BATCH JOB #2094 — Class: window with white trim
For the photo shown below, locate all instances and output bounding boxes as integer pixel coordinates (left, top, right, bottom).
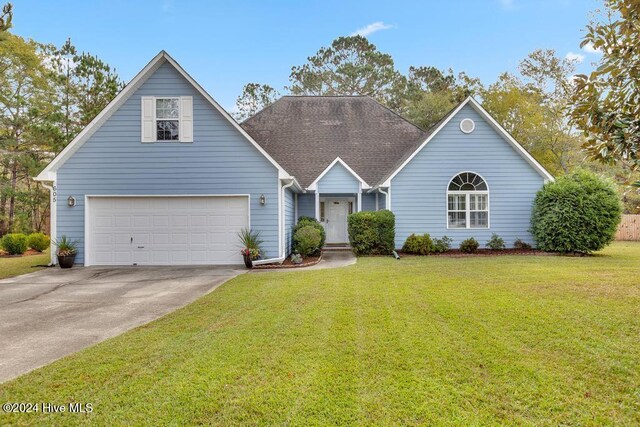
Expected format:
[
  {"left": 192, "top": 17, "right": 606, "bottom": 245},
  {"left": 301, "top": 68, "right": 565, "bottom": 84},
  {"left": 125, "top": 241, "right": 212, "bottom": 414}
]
[
  {"left": 447, "top": 172, "right": 489, "bottom": 229},
  {"left": 155, "top": 98, "right": 180, "bottom": 141}
]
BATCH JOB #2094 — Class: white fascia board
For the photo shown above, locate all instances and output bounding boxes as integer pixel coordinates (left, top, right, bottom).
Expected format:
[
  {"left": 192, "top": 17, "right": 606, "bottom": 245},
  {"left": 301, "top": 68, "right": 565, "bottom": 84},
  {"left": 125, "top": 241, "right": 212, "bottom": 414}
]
[
  {"left": 35, "top": 51, "right": 294, "bottom": 182},
  {"left": 306, "top": 156, "right": 370, "bottom": 191},
  {"left": 381, "top": 96, "right": 554, "bottom": 186}
]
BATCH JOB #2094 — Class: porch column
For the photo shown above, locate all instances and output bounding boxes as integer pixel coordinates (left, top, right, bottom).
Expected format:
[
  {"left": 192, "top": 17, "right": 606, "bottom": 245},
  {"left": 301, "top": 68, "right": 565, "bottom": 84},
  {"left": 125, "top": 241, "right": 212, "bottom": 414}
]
[
  {"left": 357, "top": 183, "right": 362, "bottom": 212},
  {"left": 315, "top": 191, "right": 320, "bottom": 220}
]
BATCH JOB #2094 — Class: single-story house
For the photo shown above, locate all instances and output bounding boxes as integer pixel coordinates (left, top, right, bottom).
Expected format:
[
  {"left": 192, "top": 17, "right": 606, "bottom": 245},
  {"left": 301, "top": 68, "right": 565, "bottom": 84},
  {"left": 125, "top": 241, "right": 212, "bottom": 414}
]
[{"left": 35, "top": 51, "right": 553, "bottom": 266}]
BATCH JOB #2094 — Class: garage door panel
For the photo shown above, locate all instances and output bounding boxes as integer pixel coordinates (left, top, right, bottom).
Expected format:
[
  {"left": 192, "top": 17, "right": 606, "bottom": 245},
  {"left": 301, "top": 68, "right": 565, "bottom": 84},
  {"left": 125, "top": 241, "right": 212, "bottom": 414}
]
[{"left": 88, "top": 196, "right": 248, "bottom": 265}]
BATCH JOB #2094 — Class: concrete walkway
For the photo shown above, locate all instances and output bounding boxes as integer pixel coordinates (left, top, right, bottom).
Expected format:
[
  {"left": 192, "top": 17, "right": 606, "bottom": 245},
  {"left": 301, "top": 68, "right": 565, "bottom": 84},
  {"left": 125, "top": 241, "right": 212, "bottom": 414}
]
[
  {"left": 0, "top": 265, "right": 244, "bottom": 383},
  {"left": 253, "top": 251, "right": 357, "bottom": 273}
]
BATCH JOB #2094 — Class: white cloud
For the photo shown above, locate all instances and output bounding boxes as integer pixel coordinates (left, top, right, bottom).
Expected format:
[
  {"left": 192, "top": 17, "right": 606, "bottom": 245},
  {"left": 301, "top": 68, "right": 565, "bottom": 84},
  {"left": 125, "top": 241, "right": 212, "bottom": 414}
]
[
  {"left": 582, "top": 42, "right": 603, "bottom": 54},
  {"left": 565, "top": 52, "right": 585, "bottom": 63},
  {"left": 350, "top": 22, "right": 394, "bottom": 37},
  {"left": 499, "top": 0, "right": 514, "bottom": 8}
]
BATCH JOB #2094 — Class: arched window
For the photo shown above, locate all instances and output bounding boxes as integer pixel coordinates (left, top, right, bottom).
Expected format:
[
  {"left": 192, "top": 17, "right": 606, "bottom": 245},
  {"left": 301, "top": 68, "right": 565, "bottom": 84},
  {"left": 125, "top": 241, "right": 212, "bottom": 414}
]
[{"left": 447, "top": 172, "right": 489, "bottom": 229}]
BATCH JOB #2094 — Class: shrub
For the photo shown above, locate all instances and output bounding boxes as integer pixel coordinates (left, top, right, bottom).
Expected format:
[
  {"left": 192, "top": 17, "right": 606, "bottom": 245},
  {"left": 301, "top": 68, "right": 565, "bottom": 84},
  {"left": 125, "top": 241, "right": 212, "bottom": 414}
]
[
  {"left": 293, "top": 216, "right": 325, "bottom": 252},
  {"left": 486, "top": 233, "right": 505, "bottom": 251},
  {"left": 459, "top": 237, "right": 479, "bottom": 253},
  {"left": 1, "top": 233, "right": 28, "bottom": 255},
  {"left": 27, "top": 232, "right": 50, "bottom": 252},
  {"left": 293, "top": 225, "right": 322, "bottom": 257},
  {"left": 513, "top": 238, "right": 532, "bottom": 250},
  {"left": 433, "top": 236, "right": 453, "bottom": 253},
  {"left": 530, "top": 171, "right": 622, "bottom": 254},
  {"left": 347, "top": 210, "right": 395, "bottom": 256},
  {"left": 290, "top": 253, "right": 303, "bottom": 264},
  {"left": 402, "top": 233, "right": 434, "bottom": 255}
]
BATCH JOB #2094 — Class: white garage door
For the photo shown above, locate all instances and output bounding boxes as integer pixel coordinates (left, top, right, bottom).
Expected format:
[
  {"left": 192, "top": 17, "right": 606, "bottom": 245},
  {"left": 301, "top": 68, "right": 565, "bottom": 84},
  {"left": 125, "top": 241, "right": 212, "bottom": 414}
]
[{"left": 87, "top": 196, "right": 249, "bottom": 266}]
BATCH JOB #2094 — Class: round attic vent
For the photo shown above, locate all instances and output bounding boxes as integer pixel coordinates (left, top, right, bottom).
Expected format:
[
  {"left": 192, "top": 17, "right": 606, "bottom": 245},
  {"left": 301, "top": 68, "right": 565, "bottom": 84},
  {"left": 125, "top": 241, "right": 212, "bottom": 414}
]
[{"left": 460, "top": 118, "right": 475, "bottom": 134}]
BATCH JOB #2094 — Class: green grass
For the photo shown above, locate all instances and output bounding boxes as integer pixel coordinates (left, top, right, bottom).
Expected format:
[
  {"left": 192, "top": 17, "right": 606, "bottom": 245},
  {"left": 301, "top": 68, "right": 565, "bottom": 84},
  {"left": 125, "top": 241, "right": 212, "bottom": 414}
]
[
  {"left": 1, "top": 243, "right": 639, "bottom": 426},
  {"left": 0, "top": 253, "right": 50, "bottom": 280}
]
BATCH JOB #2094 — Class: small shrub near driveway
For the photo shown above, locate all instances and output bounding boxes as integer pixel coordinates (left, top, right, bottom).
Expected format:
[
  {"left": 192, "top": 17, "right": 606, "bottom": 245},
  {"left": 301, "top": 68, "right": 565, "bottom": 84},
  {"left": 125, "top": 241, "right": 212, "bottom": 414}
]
[
  {"left": 293, "top": 217, "right": 325, "bottom": 253},
  {"left": 27, "top": 233, "right": 50, "bottom": 252},
  {"left": 347, "top": 210, "right": 395, "bottom": 255},
  {"left": 433, "top": 236, "right": 452, "bottom": 253},
  {"left": 293, "top": 226, "right": 322, "bottom": 257},
  {"left": 530, "top": 171, "right": 622, "bottom": 254},
  {"left": 1, "top": 233, "right": 28, "bottom": 255},
  {"left": 459, "top": 237, "right": 480, "bottom": 253},
  {"left": 486, "top": 233, "right": 505, "bottom": 250},
  {"left": 402, "top": 233, "right": 435, "bottom": 255}
]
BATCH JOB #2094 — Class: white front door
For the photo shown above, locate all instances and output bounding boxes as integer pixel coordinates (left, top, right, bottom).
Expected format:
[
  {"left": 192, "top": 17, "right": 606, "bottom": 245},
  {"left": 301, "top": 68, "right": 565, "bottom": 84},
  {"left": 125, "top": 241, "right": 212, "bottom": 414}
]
[{"left": 324, "top": 199, "right": 349, "bottom": 243}]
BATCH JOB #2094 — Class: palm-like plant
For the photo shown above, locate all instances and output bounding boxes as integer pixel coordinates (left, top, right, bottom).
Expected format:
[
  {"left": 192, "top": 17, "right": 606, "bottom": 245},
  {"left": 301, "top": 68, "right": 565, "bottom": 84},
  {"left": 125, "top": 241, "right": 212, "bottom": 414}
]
[
  {"left": 238, "top": 228, "right": 263, "bottom": 260},
  {"left": 54, "top": 235, "right": 78, "bottom": 256}
]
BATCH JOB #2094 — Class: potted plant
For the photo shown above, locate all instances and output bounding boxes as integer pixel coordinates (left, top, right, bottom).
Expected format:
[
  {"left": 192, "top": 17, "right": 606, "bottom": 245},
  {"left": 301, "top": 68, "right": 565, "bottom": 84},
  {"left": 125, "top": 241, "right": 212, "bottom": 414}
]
[
  {"left": 238, "top": 228, "right": 263, "bottom": 268},
  {"left": 55, "top": 235, "right": 78, "bottom": 268}
]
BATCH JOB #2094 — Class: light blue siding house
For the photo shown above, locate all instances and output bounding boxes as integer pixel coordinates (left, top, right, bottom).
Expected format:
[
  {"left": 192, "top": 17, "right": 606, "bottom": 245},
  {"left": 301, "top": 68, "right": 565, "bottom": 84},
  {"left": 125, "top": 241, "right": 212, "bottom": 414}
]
[{"left": 36, "top": 51, "right": 552, "bottom": 266}]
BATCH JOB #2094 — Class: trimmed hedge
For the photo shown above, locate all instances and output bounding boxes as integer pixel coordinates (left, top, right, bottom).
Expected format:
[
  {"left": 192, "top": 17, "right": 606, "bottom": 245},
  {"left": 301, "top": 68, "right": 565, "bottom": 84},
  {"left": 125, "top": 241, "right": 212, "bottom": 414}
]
[
  {"left": 347, "top": 210, "right": 395, "bottom": 255},
  {"left": 1, "top": 233, "right": 28, "bottom": 255},
  {"left": 293, "top": 226, "right": 322, "bottom": 257},
  {"left": 402, "top": 233, "right": 434, "bottom": 255},
  {"left": 28, "top": 232, "right": 51, "bottom": 252},
  {"left": 530, "top": 171, "right": 622, "bottom": 254},
  {"left": 292, "top": 216, "right": 325, "bottom": 254}
]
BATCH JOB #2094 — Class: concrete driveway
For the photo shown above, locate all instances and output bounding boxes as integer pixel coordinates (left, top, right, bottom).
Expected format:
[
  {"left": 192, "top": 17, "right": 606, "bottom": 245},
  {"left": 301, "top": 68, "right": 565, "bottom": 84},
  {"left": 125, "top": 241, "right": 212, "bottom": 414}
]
[{"left": 0, "top": 265, "right": 244, "bottom": 383}]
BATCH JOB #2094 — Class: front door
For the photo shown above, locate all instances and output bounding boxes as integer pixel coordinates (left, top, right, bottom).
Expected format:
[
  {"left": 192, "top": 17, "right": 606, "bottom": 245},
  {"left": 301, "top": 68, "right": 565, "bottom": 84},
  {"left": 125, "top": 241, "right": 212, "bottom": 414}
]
[{"left": 325, "top": 199, "right": 349, "bottom": 243}]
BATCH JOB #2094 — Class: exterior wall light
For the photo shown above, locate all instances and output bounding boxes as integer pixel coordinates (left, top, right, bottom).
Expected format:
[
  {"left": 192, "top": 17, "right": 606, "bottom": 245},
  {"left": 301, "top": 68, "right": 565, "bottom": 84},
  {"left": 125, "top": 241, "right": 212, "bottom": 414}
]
[
  {"left": 259, "top": 194, "right": 266, "bottom": 205},
  {"left": 67, "top": 196, "right": 76, "bottom": 207}
]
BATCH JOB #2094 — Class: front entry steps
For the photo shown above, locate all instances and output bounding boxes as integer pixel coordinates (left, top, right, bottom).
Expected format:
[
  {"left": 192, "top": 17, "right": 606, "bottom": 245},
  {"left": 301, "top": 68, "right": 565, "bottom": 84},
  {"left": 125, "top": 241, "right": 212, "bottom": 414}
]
[{"left": 323, "top": 244, "right": 352, "bottom": 251}]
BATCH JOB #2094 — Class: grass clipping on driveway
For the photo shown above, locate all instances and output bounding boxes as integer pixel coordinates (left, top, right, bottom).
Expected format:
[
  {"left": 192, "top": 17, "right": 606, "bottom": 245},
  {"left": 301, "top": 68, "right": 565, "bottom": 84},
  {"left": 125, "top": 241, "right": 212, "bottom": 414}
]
[{"left": 1, "top": 243, "right": 639, "bottom": 425}]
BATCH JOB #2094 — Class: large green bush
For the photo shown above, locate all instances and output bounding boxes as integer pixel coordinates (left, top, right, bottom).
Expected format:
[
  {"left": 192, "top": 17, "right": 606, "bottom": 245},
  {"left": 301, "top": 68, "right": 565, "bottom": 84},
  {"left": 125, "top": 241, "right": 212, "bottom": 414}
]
[
  {"left": 292, "top": 216, "right": 325, "bottom": 253},
  {"left": 347, "top": 210, "right": 395, "bottom": 256},
  {"left": 530, "top": 171, "right": 622, "bottom": 254},
  {"left": 402, "top": 233, "right": 434, "bottom": 255},
  {"left": 293, "top": 225, "right": 322, "bottom": 257},
  {"left": 27, "top": 232, "right": 51, "bottom": 252},
  {"left": 1, "top": 233, "right": 28, "bottom": 255}
]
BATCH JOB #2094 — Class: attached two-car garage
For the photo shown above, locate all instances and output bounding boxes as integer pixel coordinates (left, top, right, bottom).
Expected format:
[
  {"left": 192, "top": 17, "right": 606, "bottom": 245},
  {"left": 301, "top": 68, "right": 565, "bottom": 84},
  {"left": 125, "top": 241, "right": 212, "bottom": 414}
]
[{"left": 86, "top": 196, "right": 249, "bottom": 266}]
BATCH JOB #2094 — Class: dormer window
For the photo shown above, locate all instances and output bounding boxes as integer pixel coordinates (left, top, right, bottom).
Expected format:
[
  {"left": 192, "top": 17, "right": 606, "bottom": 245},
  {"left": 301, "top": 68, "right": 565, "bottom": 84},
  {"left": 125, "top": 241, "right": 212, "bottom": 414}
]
[{"left": 155, "top": 98, "right": 180, "bottom": 141}]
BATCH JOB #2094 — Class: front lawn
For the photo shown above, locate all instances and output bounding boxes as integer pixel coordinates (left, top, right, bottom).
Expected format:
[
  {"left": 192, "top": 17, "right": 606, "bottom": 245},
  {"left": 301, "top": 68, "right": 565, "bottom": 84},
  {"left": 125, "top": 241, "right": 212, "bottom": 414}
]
[
  {"left": 1, "top": 243, "right": 639, "bottom": 425},
  {"left": 0, "top": 253, "right": 50, "bottom": 280}
]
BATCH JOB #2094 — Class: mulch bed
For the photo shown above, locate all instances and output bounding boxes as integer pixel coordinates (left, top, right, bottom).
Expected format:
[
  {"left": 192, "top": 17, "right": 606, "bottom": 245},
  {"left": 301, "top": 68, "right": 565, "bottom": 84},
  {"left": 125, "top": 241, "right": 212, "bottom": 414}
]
[
  {"left": 252, "top": 252, "right": 323, "bottom": 269},
  {"left": 0, "top": 249, "right": 44, "bottom": 258},
  {"left": 397, "top": 248, "right": 555, "bottom": 258}
]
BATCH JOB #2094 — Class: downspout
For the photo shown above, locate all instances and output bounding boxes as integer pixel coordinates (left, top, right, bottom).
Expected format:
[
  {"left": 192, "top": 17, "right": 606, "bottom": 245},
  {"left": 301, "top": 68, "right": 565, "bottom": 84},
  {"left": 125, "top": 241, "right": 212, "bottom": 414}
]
[
  {"left": 378, "top": 187, "right": 390, "bottom": 210},
  {"left": 41, "top": 181, "right": 57, "bottom": 266},
  {"left": 252, "top": 179, "right": 296, "bottom": 265}
]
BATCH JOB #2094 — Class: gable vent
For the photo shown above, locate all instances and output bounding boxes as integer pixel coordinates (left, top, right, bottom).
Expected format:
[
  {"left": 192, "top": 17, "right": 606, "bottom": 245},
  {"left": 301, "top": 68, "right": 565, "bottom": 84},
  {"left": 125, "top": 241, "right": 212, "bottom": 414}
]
[{"left": 460, "top": 118, "right": 475, "bottom": 134}]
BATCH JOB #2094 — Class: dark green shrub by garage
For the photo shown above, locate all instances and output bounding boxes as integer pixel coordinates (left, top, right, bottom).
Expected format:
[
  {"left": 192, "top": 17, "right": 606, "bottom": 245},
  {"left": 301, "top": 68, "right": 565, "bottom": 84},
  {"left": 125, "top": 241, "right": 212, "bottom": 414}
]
[
  {"left": 530, "top": 171, "right": 622, "bottom": 254},
  {"left": 347, "top": 210, "right": 395, "bottom": 256},
  {"left": 293, "top": 225, "right": 322, "bottom": 257},
  {"left": 1, "top": 233, "right": 28, "bottom": 255},
  {"left": 292, "top": 216, "right": 325, "bottom": 253}
]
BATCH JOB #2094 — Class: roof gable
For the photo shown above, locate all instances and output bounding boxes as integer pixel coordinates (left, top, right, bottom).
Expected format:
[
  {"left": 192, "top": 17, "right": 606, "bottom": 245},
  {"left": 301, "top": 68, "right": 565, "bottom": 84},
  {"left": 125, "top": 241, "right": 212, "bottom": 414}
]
[
  {"left": 36, "top": 51, "right": 289, "bottom": 181},
  {"left": 379, "top": 97, "right": 554, "bottom": 186},
  {"left": 308, "top": 157, "right": 370, "bottom": 191}
]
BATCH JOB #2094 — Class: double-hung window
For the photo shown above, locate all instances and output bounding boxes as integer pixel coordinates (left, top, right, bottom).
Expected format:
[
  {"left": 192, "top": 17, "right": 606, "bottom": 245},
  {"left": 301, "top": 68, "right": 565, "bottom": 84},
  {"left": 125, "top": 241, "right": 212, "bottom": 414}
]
[
  {"left": 155, "top": 98, "right": 180, "bottom": 141},
  {"left": 447, "top": 172, "right": 489, "bottom": 229}
]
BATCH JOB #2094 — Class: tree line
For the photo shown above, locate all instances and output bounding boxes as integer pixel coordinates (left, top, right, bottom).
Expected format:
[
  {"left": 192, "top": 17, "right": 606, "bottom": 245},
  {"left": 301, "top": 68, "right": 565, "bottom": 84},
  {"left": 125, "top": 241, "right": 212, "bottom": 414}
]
[
  {"left": 0, "top": 4, "right": 123, "bottom": 235},
  {"left": 235, "top": 0, "right": 640, "bottom": 213}
]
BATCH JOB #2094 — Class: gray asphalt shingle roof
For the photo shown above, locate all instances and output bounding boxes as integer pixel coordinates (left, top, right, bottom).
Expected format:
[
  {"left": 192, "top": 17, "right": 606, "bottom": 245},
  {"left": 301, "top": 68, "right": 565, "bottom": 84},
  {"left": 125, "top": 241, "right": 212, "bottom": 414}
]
[{"left": 240, "top": 96, "right": 429, "bottom": 189}]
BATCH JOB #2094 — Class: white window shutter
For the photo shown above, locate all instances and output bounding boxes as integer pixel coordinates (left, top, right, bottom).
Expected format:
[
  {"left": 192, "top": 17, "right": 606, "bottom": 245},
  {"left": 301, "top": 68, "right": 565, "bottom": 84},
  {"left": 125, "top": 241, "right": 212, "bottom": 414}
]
[
  {"left": 141, "top": 96, "right": 155, "bottom": 142},
  {"left": 180, "top": 96, "right": 193, "bottom": 142}
]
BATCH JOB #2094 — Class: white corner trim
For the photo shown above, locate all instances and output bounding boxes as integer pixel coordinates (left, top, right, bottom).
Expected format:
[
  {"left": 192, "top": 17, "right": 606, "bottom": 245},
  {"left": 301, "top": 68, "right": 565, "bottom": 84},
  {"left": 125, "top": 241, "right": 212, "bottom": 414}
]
[
  {"left": 36, "top": 51, "right": 293, "bottom": 181},
  {"left": 307, "top": 157, "right": 371, "bottom": 191},
  {"left": 381, "top": 96, "right": 554, "bottom": 186}
]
